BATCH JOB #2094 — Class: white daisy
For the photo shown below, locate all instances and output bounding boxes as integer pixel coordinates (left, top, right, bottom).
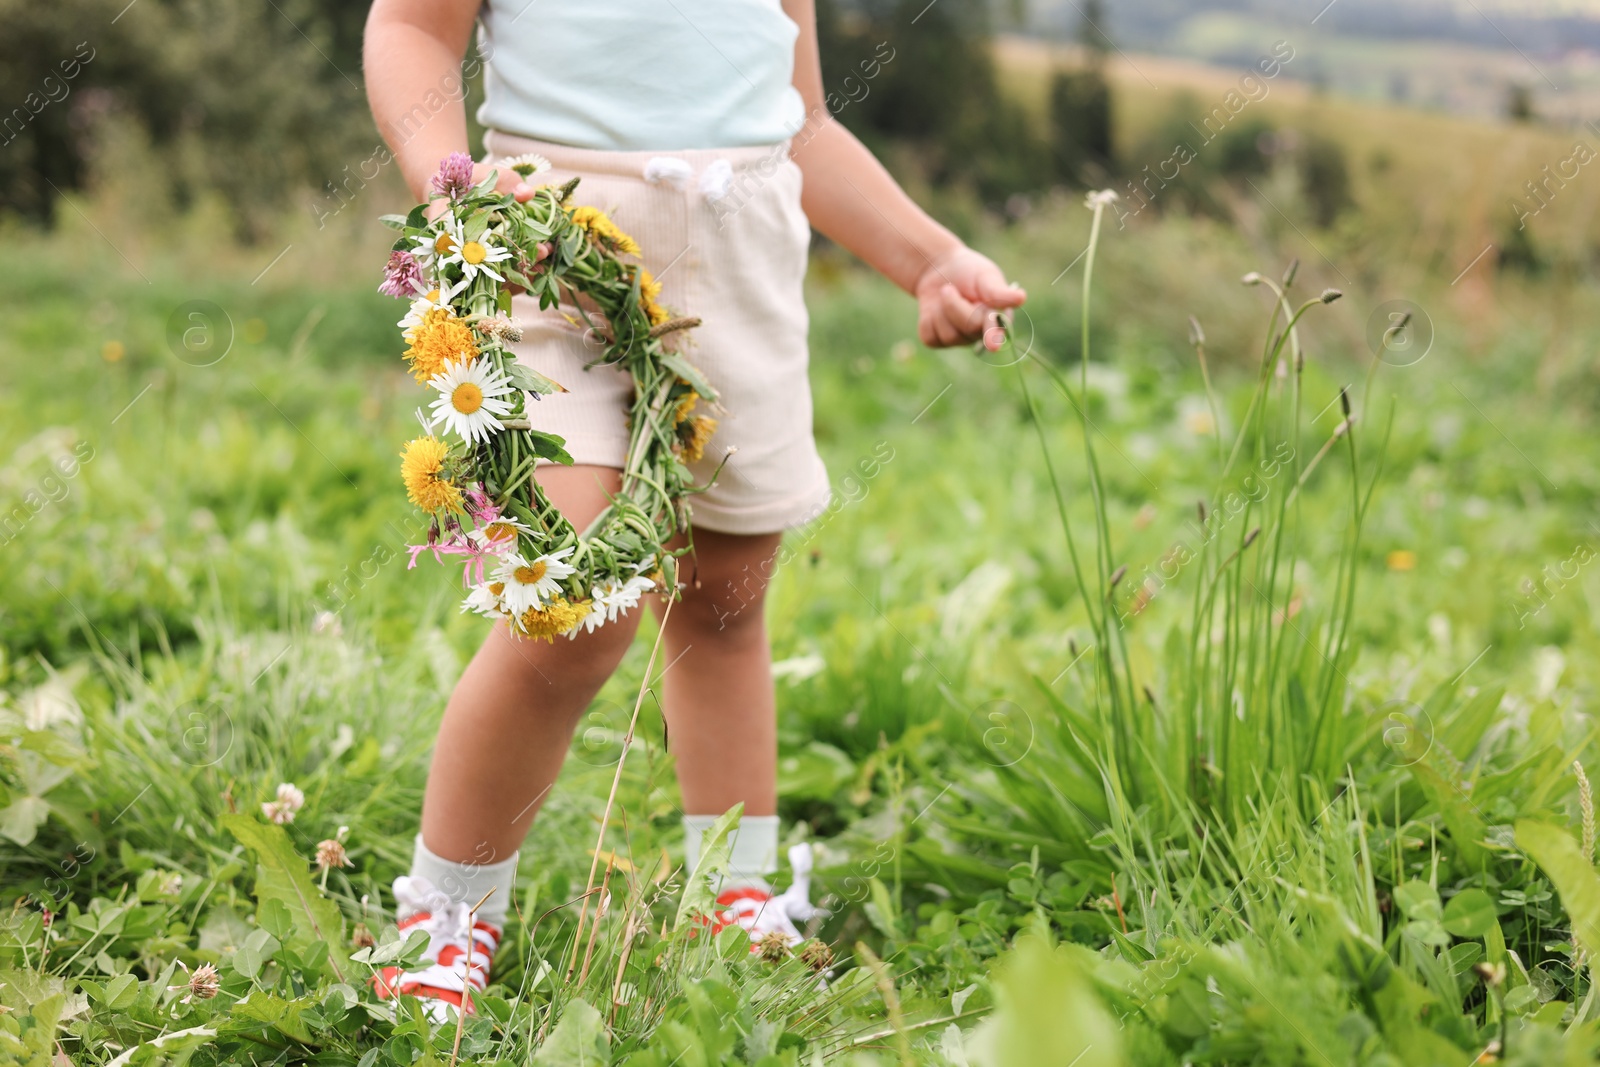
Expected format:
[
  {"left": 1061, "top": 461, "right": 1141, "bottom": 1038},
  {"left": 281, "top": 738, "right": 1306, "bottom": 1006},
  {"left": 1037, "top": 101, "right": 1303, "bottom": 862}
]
[
  {"left": 440, "top": 231, "right": 514, "bottom": 297},
  {"left": 427, "top": 359, "right": 516, "bottom": 444},
  {"left": 468, "top": 515, "right": 533, "bottom": 554},
  {"left": 399, "top": 288, "right": 447, "bottom": 339},
  {"left": 462, "top": 580, "right": 507, "bottom": 619},
  {"left": 593, "top": 574, "right": 656, "bottom": 624},
  {"left": 499, "top": 152, "right": 552, "bottom": 178},
  {"left": 410, "top": 218, "right": 465, "bottom": 269},
  {"left": 494, "top": 548, "right": 578, "bottom": 613}
]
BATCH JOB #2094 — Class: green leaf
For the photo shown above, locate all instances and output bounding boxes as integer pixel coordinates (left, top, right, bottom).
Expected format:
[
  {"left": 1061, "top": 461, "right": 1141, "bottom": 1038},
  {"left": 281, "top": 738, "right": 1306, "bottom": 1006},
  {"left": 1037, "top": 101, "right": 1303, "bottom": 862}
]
[
  {"left": 1515, "top": 819, "right": 1600, "bottom": 954},
  {"left": 221, "top": 814, "right": 349, "bottom": 982},
  {"left": 507, "top": 362, "right": 567, "bottom": 396},
  {"left": 968, "top": 934, "right": 1122, "bottom": 1067},
  {"left": 0, "top": 796, "right": 50, "bottom": 845},
  {"left": 233, "top": 927, "right": 280, "bottom": 980},
  {"left": 105, "top": 1025, "right": 217, "bottom": 1067},
  {"left": 1441, "top": 888, "right": 1499, "bottom": 938},
  {"left": 378, "top": 213, "right": 410, "bottom": 231},
  {"left": 532, "top": 998, "right": 610, "bottom": 1066},
  {"left": 1392, "top": 881, "right": 1441, "bottom": 921},
  {"left": 229, "top": 991, "right": 317, "bottom": 1044},
  {"left": 522, "top": 429, "right": 573, "bottom": 465},
  {"left": 657, "top": 353, "right": 717, "bottom": 402},
  {"left": 674, "top": 805, "right": 741, "bottom": 933}
]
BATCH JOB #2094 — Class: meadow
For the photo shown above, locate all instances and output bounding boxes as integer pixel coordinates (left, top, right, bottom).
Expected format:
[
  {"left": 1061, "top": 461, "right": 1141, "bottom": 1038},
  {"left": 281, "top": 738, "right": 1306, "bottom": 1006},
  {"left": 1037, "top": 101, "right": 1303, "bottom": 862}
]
[{"left": 5, "top": 57, "right": 1600, "bottom": 1066}]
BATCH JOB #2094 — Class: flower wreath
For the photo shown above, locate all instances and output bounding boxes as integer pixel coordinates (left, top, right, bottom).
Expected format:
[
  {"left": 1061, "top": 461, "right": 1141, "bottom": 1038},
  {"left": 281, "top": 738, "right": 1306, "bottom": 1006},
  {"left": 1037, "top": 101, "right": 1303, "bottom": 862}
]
[{"left": 378, "top": 152, "right": 722, "bottom": 641}]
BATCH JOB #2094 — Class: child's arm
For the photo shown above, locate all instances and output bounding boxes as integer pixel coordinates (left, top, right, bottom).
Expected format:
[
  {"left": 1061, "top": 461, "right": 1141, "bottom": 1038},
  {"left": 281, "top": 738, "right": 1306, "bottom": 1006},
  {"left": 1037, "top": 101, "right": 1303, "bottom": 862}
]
[
  {"left": 365, "top": 0, "right": 530, "bottom": 204},
  {"left": 784, "top": 0, "right": 1027, "bottom": 350}
]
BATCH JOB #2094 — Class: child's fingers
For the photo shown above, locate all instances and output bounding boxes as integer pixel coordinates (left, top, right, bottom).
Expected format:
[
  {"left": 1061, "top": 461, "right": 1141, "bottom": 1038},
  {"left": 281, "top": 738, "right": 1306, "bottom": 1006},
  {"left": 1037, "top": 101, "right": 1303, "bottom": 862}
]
[
  {"left": 918, "top": 284, "right": 996, "bottom": 348},
  {"left": 941, "top": 283, "right": 986, "bottom": 338},
  {"left": 969, "top": 261, "right": 1027, "bottom": 309}
]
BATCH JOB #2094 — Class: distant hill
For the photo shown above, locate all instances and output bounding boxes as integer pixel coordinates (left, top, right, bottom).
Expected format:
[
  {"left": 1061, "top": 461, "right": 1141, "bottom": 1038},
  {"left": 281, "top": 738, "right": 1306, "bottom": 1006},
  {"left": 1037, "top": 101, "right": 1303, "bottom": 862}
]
[
  {"left": 1025, "top": 0, "right": 1600, "bottom": 51},
  {"left": 1015, "top": 0, "right": 1600, "bottom": 123}
]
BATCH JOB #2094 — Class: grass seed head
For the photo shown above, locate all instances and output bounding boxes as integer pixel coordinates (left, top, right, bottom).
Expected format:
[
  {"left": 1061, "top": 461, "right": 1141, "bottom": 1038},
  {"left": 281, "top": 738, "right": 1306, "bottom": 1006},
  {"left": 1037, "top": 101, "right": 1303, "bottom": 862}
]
[
  {"left": 1187, "top": 316, "right": 1205, "bottom": 346},
  {"left": 1282, "top": 258, "right": 1300, "bottom": 288},
  {"left": 1243, "top": 527, "right": 1261, "bottom": 550},
  {"left": 1241, "top": 272, "right": 1263, "bottom": 286},
  {"left": 1320, "top": 288, "right": 1343, "bottom": 304}
]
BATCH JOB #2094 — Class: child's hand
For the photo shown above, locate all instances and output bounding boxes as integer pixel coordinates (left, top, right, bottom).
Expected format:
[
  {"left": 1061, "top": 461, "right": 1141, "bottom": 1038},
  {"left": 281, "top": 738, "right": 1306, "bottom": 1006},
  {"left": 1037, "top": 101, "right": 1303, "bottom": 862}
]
[
  {"left": 473, "top": 162, "right": 541, "bottom": 204},
  {"left": 914, "top": 248, "right": 1027, "bottom": 352},
  {"left": 425, "top": 162, "right": 539, "bottom": 219}
]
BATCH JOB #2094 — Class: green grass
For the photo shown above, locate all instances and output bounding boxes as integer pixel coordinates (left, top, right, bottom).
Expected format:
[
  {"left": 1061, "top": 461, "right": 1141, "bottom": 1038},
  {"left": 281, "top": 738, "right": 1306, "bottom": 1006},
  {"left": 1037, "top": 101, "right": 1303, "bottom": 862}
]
[{"left": 6, "top": 101, "right": 1600, "bottom": 1064}]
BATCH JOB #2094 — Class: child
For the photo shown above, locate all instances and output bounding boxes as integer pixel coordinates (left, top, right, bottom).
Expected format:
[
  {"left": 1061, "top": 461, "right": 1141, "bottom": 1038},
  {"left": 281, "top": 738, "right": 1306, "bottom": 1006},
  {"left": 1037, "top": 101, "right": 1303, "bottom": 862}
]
[{"left": 363, "top": 0, "right": 1026, "bottom": 1017}]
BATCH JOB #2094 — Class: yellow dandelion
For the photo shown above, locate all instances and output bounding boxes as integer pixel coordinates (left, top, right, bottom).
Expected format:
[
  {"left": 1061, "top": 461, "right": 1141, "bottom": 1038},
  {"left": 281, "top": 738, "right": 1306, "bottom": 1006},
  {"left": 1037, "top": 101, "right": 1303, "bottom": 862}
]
[
  {"left": 677, "top": 415, "right": 718, "bottom": 464},
  {"left": 1387, "top": 549, "right": 1418, "bottom": 572},
  {"left": 513, "top": 597, "right": 592, "bottom": 642},
  {"left": 571, "top": 205, "right": 641, "bottom": 257},
  {"left": 400, "top": 436, "right": 464, "bottom": 513},
  {"left": 673, "top": 390, "right": 699, "bottom": 425},
  {"left": 637, "top": 267, "right": 671, "bottom": 325},
  {"left": 403, "top": 308, "right": 479, "bottom": 384},
  {"left": 637, "top": 268, "right": 662, "bottom": 305}
]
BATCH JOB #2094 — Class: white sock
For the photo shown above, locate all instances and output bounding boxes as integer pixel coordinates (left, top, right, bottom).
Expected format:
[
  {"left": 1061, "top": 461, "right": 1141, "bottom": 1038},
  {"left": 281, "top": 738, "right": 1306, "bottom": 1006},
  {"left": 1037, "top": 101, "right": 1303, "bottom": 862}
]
[
  {"left": 683, "top": 813, "right": 779, "bottom": 891},
  {"left": 408, "top": 835, "right": 518, "bottom": 930}
]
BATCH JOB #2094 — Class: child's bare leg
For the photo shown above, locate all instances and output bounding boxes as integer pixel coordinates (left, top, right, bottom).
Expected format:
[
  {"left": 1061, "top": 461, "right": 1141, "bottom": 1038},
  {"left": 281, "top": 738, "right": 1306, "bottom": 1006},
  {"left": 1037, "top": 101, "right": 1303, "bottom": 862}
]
[
  {"left": 652, "top": 529, "right": 783, "bottom": 879},
  {"left": 419, "top": 465, "right": 641, "bottom": 865}
]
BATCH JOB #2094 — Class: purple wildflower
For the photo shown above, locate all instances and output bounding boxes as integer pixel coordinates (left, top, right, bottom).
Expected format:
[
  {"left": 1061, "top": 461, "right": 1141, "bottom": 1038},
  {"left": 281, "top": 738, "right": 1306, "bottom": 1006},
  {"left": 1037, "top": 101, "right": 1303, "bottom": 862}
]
[
  {"left": 431, "top": 152, "right": 477, "bottom": 200},
  {"left": 378, "top": 250, "right": 426, "bottom": 298}
]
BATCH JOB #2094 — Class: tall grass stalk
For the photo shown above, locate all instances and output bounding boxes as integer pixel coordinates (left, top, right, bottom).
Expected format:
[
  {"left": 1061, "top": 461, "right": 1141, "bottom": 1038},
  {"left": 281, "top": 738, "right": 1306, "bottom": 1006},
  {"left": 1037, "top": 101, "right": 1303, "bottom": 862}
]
[{"left": 1017, "top": 193, "right": 1390, "bottom": 827}]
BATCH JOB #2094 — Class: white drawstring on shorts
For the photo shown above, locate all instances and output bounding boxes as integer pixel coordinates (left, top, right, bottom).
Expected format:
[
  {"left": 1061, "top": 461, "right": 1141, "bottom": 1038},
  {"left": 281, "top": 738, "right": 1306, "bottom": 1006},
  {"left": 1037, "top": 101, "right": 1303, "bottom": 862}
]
[
  {"left": 642, "top": 156, "right": 736, "bottom": 204},
  {"left": 642, "top": 156, "right": 694, "bottom": 190}
]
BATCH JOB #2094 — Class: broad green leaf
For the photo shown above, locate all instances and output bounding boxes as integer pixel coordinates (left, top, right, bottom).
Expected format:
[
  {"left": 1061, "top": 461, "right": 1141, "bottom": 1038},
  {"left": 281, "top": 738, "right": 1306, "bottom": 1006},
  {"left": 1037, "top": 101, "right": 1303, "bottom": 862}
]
[
  {"left": 233, "top": 927, "right": 279, "bottom": 980},
  {"left": 523, "top": 429, "right": 574, "bottom": 465},
  {"left": 532, "top": 998, "right": 610, "bottom": 1066},
  {"left": 967, "top": 933, "right": 1121, "bottom": 1067},
  {"left": 1441, "top": 888, "right": 1499, "bottom": 938},
  {"left": 507, "top": 362, "right": 566, "bottom": 396},
  {"left": 0, "top": 796, "right": 50, "bottom": 846},
  {"left": 230, "top": 991, "right": 317, "bottom": 1044},
  {"left": 1515, "top": 819, "right": 1600, "bottom": 954},
  {"left": 221, "top": 814, "right": 349, "bottom": 982},
  {"left": 674, "top": 805, "right": 741, "bottom": 933},
  {"left": 105, "top": 1025, "right": 217, "bottom": 1067},
  {"left": 1392, "top": 881, "right": 1441, "bottom": 920},
  {"left": 1406, "top": 760, "right": 1487, "bottom": 867}
]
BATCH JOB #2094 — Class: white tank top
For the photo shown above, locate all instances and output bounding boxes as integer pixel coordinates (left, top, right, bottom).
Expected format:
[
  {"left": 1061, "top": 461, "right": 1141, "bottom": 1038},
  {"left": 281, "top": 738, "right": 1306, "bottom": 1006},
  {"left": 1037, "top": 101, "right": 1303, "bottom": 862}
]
[{"left": 475, "top": 0, "right": 807, "bottom": 152}]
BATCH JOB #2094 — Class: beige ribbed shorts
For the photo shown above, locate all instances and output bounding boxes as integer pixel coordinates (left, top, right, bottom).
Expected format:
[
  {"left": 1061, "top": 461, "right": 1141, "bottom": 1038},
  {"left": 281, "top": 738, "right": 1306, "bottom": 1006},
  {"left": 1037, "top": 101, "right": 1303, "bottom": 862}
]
[{"left": 481, "top": 131, "right": 832, "bottom": 536}]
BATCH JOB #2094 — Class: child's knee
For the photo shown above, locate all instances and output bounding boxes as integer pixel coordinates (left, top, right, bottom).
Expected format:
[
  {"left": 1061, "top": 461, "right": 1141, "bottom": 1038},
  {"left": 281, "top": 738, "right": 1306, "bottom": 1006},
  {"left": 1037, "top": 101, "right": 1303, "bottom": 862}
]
[{"left": 677, "top": 574, "right": 770, "bottom": 637}]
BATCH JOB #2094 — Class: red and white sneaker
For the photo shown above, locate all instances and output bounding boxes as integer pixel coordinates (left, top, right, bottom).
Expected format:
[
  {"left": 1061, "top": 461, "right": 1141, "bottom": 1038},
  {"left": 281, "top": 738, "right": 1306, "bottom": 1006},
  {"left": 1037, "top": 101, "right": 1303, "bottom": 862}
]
[
  {"left": 710, "top": 844, "right": 823, "bottom": 951},
  {"left": 372, "top": 876, "right": 501, "bottom": 1022}
]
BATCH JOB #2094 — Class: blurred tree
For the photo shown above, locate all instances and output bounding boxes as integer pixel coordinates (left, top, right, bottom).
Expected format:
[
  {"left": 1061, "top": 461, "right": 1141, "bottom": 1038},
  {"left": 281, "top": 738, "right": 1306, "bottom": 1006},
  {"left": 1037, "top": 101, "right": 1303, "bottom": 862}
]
[
  {"left": 1047, "top": 0, "right": 1115, "bottom": 184},
  {"left": 816, "top": 0, "right": 1052, "bottom": 203},
  {"left": 0, "top": 0, "right": 380, "bottom": 238},
  {"left": 1506, "top": 83, "right": 1536, "bottom": 123},
  {"left": 1297, "top": 133, "right": 1353, "bottom": 228}
]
